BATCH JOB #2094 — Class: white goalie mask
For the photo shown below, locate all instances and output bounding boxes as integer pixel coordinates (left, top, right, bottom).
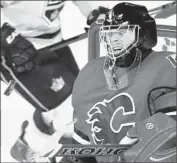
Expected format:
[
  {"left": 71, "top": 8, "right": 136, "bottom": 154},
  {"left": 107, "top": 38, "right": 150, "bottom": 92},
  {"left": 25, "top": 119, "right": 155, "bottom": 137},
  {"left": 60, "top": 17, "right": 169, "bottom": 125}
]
[
  {"left": 100, "top": 23, "right": 140, "bottom": 60},
  {"left": 100, "top": 23, "right": 142, "bottom": 91}
]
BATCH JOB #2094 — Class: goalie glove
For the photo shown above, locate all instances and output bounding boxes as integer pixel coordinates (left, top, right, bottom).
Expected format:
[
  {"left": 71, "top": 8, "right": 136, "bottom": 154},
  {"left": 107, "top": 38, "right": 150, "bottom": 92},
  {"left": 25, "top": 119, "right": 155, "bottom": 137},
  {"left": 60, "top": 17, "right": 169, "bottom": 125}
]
[
  {"left": 1, "top": 23, "right": 38, "bottom": 74},
  {"left": 123, "top": 113, "right": 176, "bottom": 162}
]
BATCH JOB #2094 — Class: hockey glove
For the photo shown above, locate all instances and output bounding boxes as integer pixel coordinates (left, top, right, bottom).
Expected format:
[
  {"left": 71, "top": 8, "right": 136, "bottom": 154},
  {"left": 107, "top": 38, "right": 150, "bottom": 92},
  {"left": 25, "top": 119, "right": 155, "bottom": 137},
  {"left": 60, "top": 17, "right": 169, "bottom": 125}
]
[
  {"left": 123, "top": 113, "right": 176, "bottom": 162},
  {"left": 1, "top": 23, "right": 38, "bottom": 74},
  {"left": 87, "top": 6, "right": 109, "bottom": 26}
]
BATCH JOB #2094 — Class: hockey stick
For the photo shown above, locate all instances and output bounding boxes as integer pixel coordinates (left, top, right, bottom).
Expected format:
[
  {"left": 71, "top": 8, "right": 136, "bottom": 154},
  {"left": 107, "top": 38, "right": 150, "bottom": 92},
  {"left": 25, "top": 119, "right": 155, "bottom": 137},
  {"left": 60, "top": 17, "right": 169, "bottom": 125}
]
[
  {"left": 39, "top": 119, "right": 77, "bottom": 157},
  {"left": 43, "top": 144, "right": 131, "bottom": 158},
  {"left": 39, "top": 119, "right": 131, "bottom": 158},
  {"left": 38, "top": 32, "right": 88, "bottom": 54},
  {"left": 157, "top": 25, "right": 176, "bottom": 38},
  {"left": 149, "top": 1, "right": 176, "bottom": 15}
]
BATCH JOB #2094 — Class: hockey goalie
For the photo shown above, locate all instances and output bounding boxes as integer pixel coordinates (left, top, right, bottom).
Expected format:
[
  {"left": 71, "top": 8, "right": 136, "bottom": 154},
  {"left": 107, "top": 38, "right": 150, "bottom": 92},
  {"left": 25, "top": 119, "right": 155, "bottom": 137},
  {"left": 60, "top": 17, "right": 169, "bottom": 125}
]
[
  {"left": 71, "top": 2, "right": 176, "bottom": 163},
  {"left": 6, "top": 2, "right": 176, "bottom": 163}
]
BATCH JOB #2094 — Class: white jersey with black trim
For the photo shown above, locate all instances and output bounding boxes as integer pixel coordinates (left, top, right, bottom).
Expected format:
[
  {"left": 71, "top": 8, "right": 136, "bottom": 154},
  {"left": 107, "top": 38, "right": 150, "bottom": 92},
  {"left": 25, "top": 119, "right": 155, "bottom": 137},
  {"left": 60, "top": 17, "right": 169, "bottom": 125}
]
[
  {"left": 1, "top": 0, "right": 95, "bottom": 50},
  {"left": 1, "top": 0, "right": 65, "bottom": 49}
]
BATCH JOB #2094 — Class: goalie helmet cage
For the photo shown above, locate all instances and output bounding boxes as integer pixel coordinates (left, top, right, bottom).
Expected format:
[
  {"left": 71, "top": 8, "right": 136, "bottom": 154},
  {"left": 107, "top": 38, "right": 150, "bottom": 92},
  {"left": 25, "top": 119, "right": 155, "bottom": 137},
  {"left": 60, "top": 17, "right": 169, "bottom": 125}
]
[
  {"left": 88, "top": 23, "right": 176, "bottom": 60},
  {"left": 88, "top": 2, "right": 176, "bottom": 60}
]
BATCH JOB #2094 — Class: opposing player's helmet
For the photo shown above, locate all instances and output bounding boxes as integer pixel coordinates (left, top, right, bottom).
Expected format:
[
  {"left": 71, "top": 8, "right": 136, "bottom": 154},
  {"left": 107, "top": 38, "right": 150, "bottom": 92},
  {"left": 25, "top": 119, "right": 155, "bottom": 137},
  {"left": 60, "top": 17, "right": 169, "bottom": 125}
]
[{"left": 100, "top": 3, "right": 157, "bottom": 90}]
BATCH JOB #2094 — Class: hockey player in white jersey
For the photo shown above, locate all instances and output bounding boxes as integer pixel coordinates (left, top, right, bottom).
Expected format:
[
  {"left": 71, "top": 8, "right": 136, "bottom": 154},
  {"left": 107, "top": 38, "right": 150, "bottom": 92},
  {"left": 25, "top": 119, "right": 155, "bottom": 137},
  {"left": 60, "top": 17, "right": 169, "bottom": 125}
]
[{"left": 1, "top": 0, "right": 109, "bottom": 133}]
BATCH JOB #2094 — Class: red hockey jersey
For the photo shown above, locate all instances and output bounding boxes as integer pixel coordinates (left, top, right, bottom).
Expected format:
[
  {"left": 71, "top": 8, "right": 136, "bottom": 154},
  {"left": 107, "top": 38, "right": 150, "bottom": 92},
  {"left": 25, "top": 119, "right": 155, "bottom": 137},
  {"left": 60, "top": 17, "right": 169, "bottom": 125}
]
[{"left": 72, "top": 51, "right": 176, "bottom": 162}]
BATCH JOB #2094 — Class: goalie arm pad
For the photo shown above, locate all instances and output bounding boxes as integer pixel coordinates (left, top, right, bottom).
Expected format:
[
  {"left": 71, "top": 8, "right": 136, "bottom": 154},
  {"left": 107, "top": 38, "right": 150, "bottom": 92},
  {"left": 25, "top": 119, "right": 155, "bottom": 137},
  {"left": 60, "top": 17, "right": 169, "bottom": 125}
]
[{"left": 123, "top": 113, "right": 176, "bottom": 162}]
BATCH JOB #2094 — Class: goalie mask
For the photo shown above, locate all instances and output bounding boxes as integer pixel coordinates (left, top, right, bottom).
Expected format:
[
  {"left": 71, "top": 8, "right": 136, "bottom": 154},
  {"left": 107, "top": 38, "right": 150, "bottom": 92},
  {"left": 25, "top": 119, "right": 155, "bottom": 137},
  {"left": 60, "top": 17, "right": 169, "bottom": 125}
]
[{"left": 100, "top": 2, "right": 157, "bottom": 90}]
